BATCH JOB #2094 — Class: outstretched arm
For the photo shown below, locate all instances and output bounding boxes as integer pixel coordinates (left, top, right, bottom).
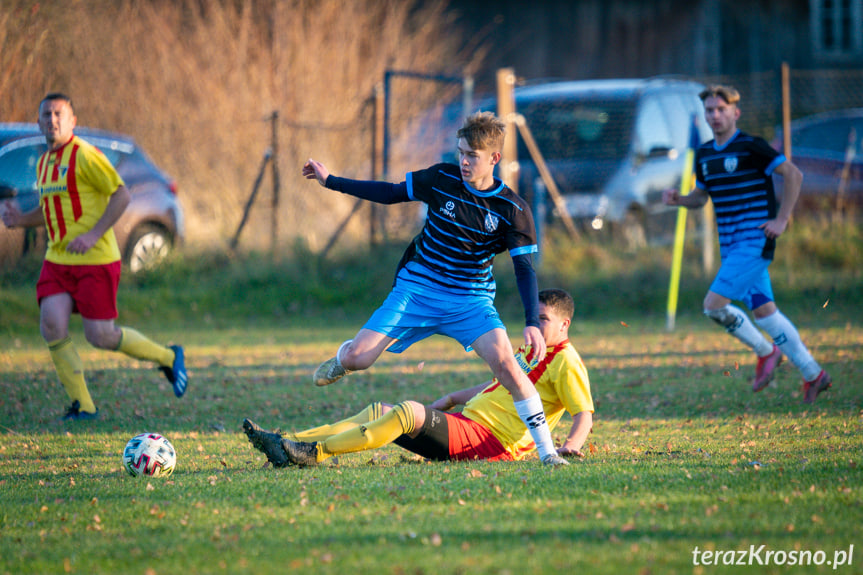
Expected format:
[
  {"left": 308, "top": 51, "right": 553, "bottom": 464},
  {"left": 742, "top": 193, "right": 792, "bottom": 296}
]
[
  {"left": 429, "top": 382, "right": 490, "bottom": 411},
  {"left": 556, "top": 411, "right": 593, "bottom": 457},
  {"left": 302, "top": 158, "right": 409, "bottom": 204}
]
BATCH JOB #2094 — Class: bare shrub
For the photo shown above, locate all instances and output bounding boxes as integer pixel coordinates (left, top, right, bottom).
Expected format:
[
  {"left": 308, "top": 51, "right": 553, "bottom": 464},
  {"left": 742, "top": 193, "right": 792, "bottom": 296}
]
[{"left": 0, "top": 0, "right": 482, "bottom": 252}]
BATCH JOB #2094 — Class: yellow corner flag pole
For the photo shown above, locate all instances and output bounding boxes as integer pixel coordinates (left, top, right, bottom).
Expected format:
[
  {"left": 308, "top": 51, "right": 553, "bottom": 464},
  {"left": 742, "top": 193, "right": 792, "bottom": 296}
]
[{"left": 666, "top": 117, "right": 699, "bottom": 331}]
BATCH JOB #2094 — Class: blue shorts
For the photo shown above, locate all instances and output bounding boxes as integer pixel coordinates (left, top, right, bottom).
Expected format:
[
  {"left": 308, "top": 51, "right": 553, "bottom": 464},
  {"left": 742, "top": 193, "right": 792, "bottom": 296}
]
[
  {"left": 710, "top": 253, "right": 774, "bottom": 310},
  {"left": 363, "top": 282, "right": 505, "bottom": 353}
]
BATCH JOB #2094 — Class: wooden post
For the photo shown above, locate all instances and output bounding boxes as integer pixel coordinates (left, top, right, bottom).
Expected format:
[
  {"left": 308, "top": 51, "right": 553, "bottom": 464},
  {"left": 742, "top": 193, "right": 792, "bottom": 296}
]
[
  {"left": 781, "top": 62, "right": 792, "bottom": 161},
  {"left": 496, "top": 68, "right": 518, "bottom": 194},
  {"left": 513, "top": 114, "right": 580, "bottom": 242}
]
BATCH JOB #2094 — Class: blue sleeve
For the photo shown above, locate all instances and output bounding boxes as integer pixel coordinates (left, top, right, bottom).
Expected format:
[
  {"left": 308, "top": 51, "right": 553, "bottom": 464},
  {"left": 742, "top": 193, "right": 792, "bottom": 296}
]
[
  {"left": 512, "top": 253, "right": 540, "bottom": 328},
  {"left": 326, "top": 176, "right": 410, "bottom": 205}
]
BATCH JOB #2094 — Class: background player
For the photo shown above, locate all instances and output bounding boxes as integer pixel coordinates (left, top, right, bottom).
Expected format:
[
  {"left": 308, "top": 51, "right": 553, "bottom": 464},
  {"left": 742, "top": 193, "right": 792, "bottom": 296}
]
[
  {"left": 0, "top": 93, "right": 188, "bottom": 420},
  {"left": 301, "top": 111, "right": 566, "bottom": 465},
  {"left": 244, "top": 289, "right": 593, "bottom": 466},
  {"left": 663, "top": 84, "right": 831, "bottom": 403}
]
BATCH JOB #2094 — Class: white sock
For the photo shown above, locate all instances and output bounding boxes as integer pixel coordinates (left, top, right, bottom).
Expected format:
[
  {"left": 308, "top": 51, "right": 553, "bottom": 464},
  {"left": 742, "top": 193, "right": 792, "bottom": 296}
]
[
  {"left": 755, "top": 311, "right": 821, "bottom": 381},
  {"left": 335, "top": 340, "right": 353, "bottom": 369},
  {"left": 706, "top": 305, "right": 773, "bottom": 356},
  {"left": 513, "top": 393, "right": 556, "bottom": 460}
]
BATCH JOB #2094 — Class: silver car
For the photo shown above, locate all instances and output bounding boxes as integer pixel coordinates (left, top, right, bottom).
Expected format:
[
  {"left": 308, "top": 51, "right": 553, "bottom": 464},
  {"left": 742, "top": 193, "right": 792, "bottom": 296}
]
[{"left": 0, "top": 124, "right": 184, "bottom": 272}]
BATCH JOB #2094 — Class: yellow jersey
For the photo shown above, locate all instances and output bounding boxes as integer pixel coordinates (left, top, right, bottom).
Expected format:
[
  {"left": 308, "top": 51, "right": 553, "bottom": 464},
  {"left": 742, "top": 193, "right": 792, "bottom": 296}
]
[
  {"left": 37, "top": 134, "right": 124, "bottom": 265},
  {"left": 461, "top": 341, "right": 593, "bottom": 460}
]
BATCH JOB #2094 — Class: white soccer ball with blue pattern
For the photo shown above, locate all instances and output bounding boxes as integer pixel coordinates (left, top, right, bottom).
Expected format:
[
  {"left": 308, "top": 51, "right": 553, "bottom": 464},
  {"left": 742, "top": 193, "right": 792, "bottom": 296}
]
[{"left": 123, "top": 433, "right": 177, "bottom": 478}]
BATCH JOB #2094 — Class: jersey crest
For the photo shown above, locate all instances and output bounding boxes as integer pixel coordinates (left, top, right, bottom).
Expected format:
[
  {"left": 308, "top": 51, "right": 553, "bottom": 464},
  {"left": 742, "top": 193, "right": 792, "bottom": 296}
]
[
  {"left": 723, "top": 156, "right": 738, "bottom": 173},
  {"left": 484, "top": 213, "right": 499, "bottom": 233}
]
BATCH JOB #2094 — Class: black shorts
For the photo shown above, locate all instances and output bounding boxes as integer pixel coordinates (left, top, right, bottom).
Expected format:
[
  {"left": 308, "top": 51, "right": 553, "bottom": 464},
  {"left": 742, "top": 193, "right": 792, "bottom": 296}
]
[{"left": 393, "top": 406, "right": 450, "bottom": 461}]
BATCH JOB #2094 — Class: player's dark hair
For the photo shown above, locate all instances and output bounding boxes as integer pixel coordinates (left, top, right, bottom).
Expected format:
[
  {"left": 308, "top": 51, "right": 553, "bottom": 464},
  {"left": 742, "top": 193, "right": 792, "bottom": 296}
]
[
  {"left": 457, "top": 111, "right": 505, "bottom": 152},
  {"left": 698, "top": 85, "right": 740, "bottom": 106},
  {"left": 40, "top": 92, "right": 75, "bottom": 113},
  {"left": 539, "top": 288, "right": 574, "bottom": 321}
]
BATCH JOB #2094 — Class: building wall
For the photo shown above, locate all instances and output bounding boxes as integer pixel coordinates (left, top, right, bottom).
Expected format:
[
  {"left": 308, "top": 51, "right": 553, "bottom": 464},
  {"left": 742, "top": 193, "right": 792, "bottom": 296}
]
[{"left": 445, "top": 0, "right": 815, "bottom": 87}]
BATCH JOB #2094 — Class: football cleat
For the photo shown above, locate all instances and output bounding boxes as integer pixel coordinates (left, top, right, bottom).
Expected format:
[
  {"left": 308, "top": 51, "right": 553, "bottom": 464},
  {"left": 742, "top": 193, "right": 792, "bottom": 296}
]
[
  {"left": 541, "top": 453, "right": 570, "bottom": 467},
  {"left": 752, "top": 344, "right": 783, "bottom": 392},
  {"left": 282, "top": 439, "right": 320, "bottom": 467},
  {"left": 313, "top": 356, "right": 351, "bottom": 387},
  {"left": 243, "top": 418, "right": 291, "bottom": 468},
  {"left": 802, "top": 370, "right": 832, "bottom": 404},
  {"left": 160, "top": 345, "right": 188, "bottom": 398},
  {"left": 61, "top": 400, "right": 99, "bottom": 421}
]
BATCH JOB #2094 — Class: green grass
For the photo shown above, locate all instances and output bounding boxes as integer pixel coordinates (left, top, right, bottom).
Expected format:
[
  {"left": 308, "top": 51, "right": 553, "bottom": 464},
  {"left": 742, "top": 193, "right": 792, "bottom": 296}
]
[{"left": 1, "top": 220, "right": 862, "bottom": 574}]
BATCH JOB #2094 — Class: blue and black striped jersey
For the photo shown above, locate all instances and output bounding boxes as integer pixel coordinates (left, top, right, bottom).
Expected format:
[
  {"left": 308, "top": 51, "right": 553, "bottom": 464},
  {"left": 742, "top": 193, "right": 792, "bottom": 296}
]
[
  {"left": 695, "top": 131, "right": 784, "bottom": 260},
  {"left": 397, "top": 163, "right": 538, "bottom": 297}
]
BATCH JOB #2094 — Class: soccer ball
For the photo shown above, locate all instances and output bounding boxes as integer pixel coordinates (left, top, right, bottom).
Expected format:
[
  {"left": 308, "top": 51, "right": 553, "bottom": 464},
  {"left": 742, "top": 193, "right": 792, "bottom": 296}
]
[{"left": 123, "top": 433, "right": 177, "bottom": 478}]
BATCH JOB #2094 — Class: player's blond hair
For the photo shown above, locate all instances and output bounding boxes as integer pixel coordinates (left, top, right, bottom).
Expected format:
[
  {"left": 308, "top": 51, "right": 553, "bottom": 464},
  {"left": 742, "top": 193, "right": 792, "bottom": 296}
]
[
  {"left": 699, "top": 85, "right": 740, "bottom": 106},
  {"left": 457, "top": 111, "right": 506, "bottom": 152}
]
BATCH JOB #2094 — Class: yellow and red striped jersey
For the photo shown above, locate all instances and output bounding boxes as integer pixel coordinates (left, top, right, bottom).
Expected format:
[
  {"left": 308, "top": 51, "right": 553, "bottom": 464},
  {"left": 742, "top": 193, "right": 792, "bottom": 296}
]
[
  {"left": 461, "top": 341, "right": 593, "bottom": 460},
  {"left": 37, "top": 134, "right": 124, "bottom": 265}
]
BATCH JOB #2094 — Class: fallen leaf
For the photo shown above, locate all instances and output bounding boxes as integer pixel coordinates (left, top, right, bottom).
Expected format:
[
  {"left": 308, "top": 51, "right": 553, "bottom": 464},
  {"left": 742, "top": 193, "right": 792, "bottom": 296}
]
[
  {"left": 417, "top": 362, "right": 425, "bottom": 371},
  {"left": 620, "top": 321, "right": 629, "bottom": 327},
  {"left": 823, "top": 299, "right": 829, "bottom": 308}
]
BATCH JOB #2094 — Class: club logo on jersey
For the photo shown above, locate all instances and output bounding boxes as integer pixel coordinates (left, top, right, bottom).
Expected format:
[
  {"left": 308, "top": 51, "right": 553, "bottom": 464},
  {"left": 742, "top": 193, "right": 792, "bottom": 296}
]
[
  {"left": 484, "top": 213, "right": 499, "bottom": 233},
  {"left": 60, "top": 167, "right": 69, "bottom": 178},
  {"left": 439, "top": 200, "right": 456, "bottom": 220},
  {"left": 724, "top": 157, "right": 738, "bottom": 173}
]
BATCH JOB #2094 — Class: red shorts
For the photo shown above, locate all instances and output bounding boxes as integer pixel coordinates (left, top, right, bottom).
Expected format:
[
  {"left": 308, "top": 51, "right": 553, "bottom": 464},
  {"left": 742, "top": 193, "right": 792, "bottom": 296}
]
[
  {"left": 447, "top": 413, "right": 513, "bottom": 462},
  {"left": 36, "top": 260, "right": 122, "bottom": 320}
]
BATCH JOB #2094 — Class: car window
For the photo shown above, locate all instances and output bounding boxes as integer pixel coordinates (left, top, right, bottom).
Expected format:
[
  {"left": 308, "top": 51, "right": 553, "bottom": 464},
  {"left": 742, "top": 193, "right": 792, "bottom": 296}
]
[
  {"left": 0, "top": 144, "right": 46, "bottom": 194},
  {"left": 517, "top": 96, "right": 636, "bottom": 161},
  {"left": 656, "top": 92, "right": 691, "bottom": 151},
  {"left": 793, "top": 118, "right": 856, "bottom": 155},
  {"left": 666, "top": 91, "right": 708, "bottom": 149},
  {"left": 634, "top": 95, "right": 673, "bottom": 156}
]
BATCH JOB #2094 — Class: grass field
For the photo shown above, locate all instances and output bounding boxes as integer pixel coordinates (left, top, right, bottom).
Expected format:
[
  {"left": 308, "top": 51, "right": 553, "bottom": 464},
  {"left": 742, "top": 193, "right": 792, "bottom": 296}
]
[{"left": 1, "top": 230, "right": 861, "bottom": 574}]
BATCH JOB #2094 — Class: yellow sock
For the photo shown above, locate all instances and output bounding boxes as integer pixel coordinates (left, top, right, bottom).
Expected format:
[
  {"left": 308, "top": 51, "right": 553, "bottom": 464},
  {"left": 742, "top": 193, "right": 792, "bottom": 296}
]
[
  {"left": 48, "top": 337, "right": 96, "bottom": 413},
  {"left": 287, "top": 402, "right": 384, "bottom": 442},
  {"left": 117, "top": 327, "right": 173, "bottom": 367},
  {"left": 319, "top": 402, "right": 415, "bottom": 461}
]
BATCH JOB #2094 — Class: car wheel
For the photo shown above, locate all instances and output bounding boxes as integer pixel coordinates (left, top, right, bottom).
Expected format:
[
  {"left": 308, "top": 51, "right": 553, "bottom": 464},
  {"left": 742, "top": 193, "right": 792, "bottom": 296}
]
[
  {"left": 613, "top": 208, "right": 648, "bottom": 250},
  {"left": 126, "top": 224, "right": 173, "bottom": 273}
]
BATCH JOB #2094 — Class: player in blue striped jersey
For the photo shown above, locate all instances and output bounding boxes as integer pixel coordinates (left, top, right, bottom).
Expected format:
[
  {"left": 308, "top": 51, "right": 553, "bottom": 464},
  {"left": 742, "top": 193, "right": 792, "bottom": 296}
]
[
  {"left": 663, "top": 85, "right": 831, "bottom": 403},
  {"left": 302, "top": 112, "right": 567, "bottom": 465}
]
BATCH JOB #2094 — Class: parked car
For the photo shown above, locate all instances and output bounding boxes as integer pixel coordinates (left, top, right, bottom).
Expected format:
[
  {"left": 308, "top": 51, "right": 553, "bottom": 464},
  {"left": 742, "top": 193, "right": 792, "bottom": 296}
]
[
  {"left": 771, "top": 108, "right": 863, "bottom": 209},
  {"left": 409, "top": 78, "right": 712, "bottom": 247},
  {"left": 0, "top": 123, "right": 183, "bottom": 272}
]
